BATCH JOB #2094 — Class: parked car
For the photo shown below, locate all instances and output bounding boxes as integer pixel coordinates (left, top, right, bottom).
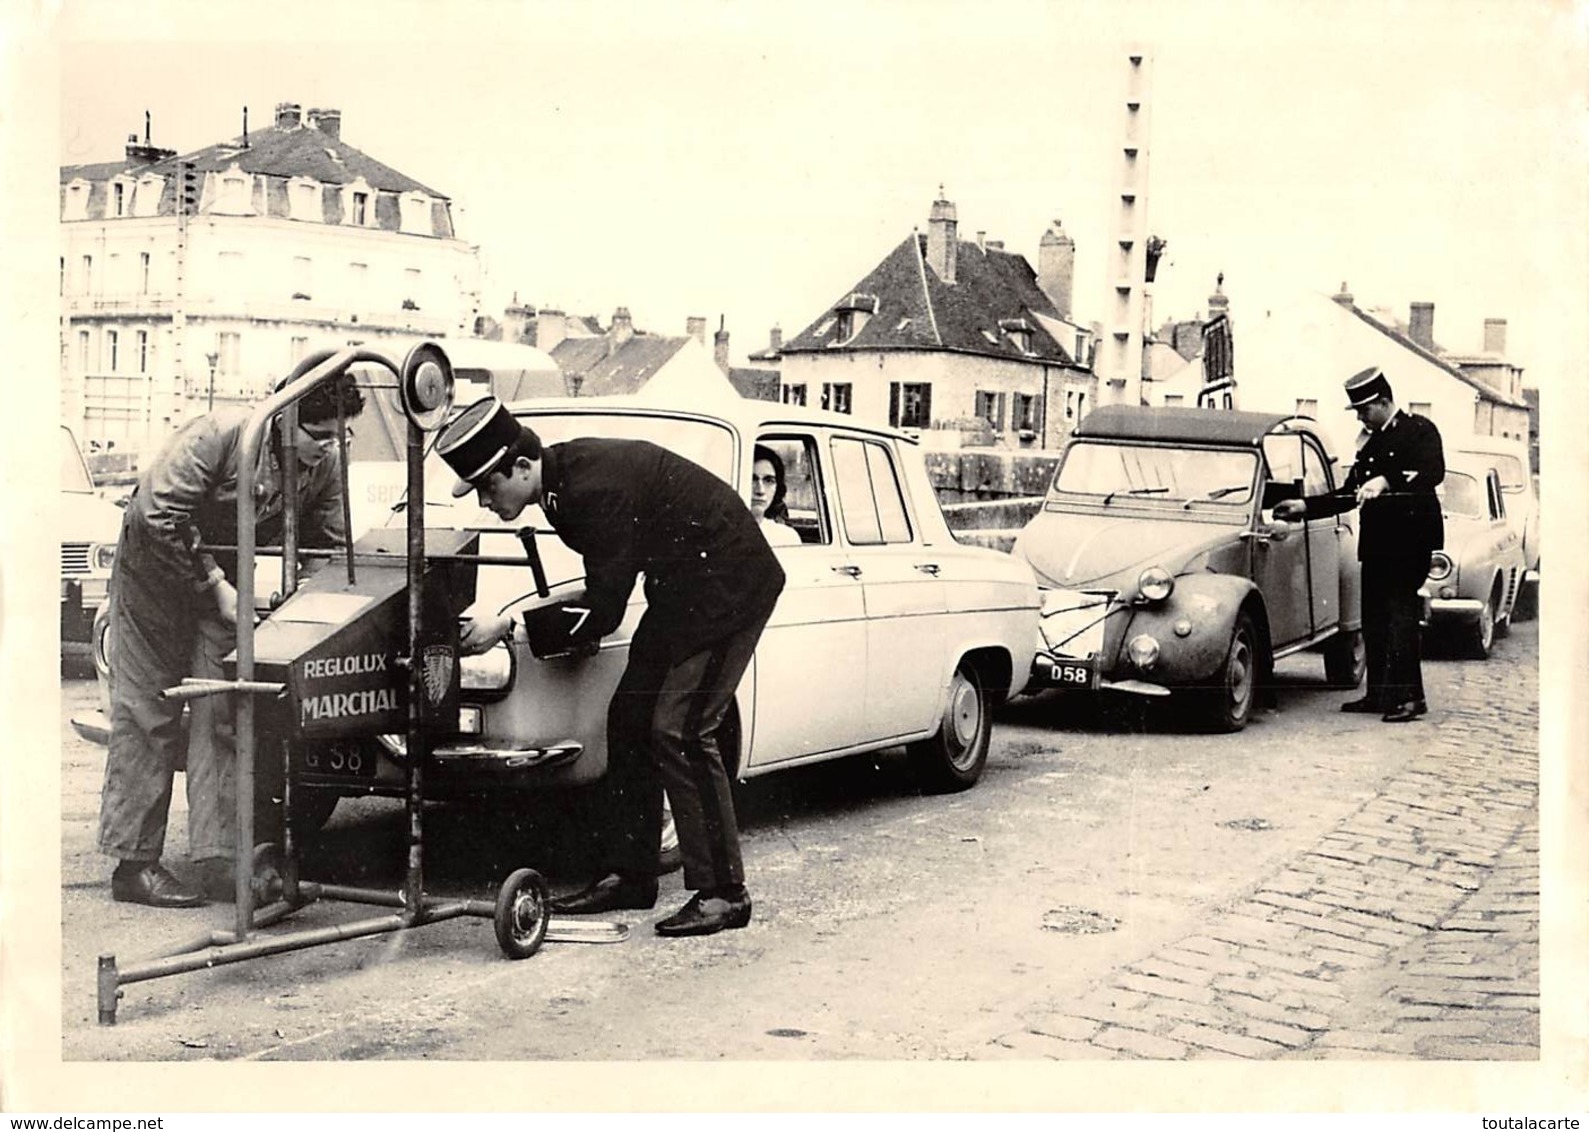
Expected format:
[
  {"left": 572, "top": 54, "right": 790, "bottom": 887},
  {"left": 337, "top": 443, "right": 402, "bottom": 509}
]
[
  {"left": 60, "top": 424, "right": 124, "bottom": 659},
  {"left": 1449, "top": 432, "right": 1538, "bottom": 619},
  {"left": 1011, "top": 406, "right": 1365, "bottom": 731},
  {"left": 73, "top": 390, "right": 1040, "bottom": 837},
  {"left": 1420, "top": 453, "right": 1526, "bottom": 659}
]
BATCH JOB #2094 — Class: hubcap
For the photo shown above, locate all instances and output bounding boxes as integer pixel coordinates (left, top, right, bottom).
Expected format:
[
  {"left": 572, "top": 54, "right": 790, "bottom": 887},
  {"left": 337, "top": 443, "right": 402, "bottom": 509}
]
[
  {"left": 1479, "top": 601, "right": 1494, "bottom": 650},
  {"left": 1228, "top": 635, "right": 1254, "bottom": 713},
  {"left": 947, "top": 675, "right": 982, "bottom": 767}
]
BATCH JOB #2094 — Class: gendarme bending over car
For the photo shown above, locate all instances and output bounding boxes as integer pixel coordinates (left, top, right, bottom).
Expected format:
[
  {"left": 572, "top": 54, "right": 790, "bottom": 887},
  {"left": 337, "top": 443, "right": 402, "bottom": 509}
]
[{"left": 1012, "top": 405, "right": 1366, "bottom": 731}]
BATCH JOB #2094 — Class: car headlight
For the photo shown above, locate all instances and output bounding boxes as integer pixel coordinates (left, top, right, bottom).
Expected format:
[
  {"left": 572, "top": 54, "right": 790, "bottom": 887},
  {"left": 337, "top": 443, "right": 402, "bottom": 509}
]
[
  {"left": 460, "top": 642, "right": 515, "bottom": 696},
  {"left": 1135, "top": 566, "right": 1175, "bottom": 604},
  {"left": 1427, "top": 552, "right": 1453, "bottom": 583},
  {"left": 1127, "top": 633, "right": 1161, "bottom": 670},
  {"left": 92, "top": 544, "right": 116, "bottom": 571}
]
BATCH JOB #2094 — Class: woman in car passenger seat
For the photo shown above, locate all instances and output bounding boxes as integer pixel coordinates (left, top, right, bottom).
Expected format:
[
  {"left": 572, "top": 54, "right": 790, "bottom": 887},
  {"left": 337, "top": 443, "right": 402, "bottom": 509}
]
[{"left": 750, "top": 444, "right": 800, "bottom": 547}]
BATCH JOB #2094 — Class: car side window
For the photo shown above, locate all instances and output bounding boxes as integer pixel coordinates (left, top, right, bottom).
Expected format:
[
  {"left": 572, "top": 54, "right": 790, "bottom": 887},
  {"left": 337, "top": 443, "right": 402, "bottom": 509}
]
[
  {"left": 831, "top": 436, "right": 913, "bottom": 546},
  {"left": 1300, "top": 438, "right": 1332, "bottom": 496},
  {"left": 758, "top": 434, "right": 829, "bottom": 545}
]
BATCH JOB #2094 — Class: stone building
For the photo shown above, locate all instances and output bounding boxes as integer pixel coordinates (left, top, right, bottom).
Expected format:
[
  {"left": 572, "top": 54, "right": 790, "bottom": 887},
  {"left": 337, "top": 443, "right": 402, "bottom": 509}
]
[{"left": 59, "top": 102, "right": 482, "bottom": 454}]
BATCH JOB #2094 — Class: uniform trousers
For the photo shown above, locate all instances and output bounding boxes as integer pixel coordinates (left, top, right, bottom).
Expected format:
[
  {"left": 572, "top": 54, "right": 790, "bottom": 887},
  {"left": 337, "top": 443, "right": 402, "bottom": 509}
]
[
  {"left": 1360, "top": 552, "right": 1429, "bottom": 710},
  {"left": 589, "top": 613, "right": 767, "bottom": 891}
]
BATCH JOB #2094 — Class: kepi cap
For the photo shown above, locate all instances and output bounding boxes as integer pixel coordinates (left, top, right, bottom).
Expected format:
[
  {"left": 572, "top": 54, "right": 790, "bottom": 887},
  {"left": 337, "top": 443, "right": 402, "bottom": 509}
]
[
  {"left": 435, "top": 396, "right": 536, "bottom": 498},
  {"left": 1343, "top": 366, "right": 1393, "bottom": 409}
]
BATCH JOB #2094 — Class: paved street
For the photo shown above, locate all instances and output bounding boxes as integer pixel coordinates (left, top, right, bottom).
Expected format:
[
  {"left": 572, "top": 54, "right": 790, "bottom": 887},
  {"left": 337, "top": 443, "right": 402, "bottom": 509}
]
[{"left": 56, "top": 621, "right": 1540, "bottom": 1063}]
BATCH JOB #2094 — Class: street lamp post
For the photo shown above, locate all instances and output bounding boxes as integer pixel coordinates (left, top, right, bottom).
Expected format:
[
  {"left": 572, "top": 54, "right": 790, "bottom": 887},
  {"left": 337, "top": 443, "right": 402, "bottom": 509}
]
[{"left": 205, "top": 351, "right": 219, "bottom": 411}]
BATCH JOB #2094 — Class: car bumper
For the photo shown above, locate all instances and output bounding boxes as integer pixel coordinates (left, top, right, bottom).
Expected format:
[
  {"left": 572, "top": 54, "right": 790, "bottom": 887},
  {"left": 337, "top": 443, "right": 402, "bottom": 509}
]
[
  {"left": 1426, "top": 596, "right": 1485, "bottom": 621},
  {"left": 1029, "top": 652, "right": 1171, "bottom": 697}
]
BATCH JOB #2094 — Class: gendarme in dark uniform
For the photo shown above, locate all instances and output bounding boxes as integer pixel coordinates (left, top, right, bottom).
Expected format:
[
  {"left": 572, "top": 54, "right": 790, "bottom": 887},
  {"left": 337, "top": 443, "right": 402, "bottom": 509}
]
[
  {"left": 1278, "top": 366, "right": 1444, "bottom": 722},
  {"left": 437, "top": 397, "right": 785, "bottom": 936}
]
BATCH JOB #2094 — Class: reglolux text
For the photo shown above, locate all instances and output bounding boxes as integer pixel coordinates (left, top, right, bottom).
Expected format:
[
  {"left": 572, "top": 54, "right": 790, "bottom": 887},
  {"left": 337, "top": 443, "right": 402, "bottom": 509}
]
[{"left": 301, "top": 653, "right": 389, "bottom": 681}]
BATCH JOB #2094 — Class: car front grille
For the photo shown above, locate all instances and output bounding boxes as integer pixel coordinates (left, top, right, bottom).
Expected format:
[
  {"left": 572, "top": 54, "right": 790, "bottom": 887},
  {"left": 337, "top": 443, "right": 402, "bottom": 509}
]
[{"left": 61, "top": 542, "right": 92, "bottom": 575}]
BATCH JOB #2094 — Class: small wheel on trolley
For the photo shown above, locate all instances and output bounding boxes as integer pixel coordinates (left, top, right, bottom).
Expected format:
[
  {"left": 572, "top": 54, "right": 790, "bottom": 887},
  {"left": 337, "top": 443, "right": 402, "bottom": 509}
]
[
  {"left": 252, "top": 842, "right": 286, "bottom": 906},
  {"left": 494, "top": 868, "right": 551, "bottom": 960}
]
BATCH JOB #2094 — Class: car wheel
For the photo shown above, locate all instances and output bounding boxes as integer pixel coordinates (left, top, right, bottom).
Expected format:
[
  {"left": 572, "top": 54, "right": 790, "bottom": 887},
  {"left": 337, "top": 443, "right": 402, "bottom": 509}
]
[
  {"left": 1322, "top": 627, "right": 1366, "bottom": 690},
  {"left": 1467, "top": 595, "right": 1495, "bottom": 659},
  {"left": 1203, "top": 612, "right": 1258, "bottom": 732},
  {"left": 91, "top": 600, "right": 114, "bottom": 717},
  {"left": 908, "top": 660, "right": 991, "bottom": 793}
]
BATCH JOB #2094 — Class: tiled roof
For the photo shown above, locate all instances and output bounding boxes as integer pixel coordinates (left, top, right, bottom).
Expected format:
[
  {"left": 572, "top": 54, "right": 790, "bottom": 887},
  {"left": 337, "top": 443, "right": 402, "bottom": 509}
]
[
  {"left": 552, "top": 335, "right": 690, "bottom": 397},
  {"left": 781, "top": 234, "right": 1082, "bottom": 367}
]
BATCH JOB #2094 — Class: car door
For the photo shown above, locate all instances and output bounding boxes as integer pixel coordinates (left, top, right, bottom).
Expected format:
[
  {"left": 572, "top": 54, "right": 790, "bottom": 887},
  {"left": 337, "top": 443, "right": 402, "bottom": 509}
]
[
  {"left": 1299, "top": 435, "right": 1343, "bottom": 633},
  {"left": 829, "top": 434, "right": 947, "bottom": 743},
  {"left": 741, "top": 432, "right": 870, "bottom": 768},
  {"left": 1255, "top": 434, "right": 1314, "bottom": 648}
]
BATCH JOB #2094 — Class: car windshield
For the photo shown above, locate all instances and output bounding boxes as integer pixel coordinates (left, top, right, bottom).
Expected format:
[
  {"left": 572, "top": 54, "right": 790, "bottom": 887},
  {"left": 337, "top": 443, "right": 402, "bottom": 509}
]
[
  {"left": 60, "top": 427, "right": 94, "bottom": 493},
  {"left": 1053, "top": 441, "right": 1257, "bottom": 506},
  {"left": 1437, "top": 472, "right": 1485, "bottom": 518},
  {"left": 416, "top": 410, "right": 738, "bottom": 522}
]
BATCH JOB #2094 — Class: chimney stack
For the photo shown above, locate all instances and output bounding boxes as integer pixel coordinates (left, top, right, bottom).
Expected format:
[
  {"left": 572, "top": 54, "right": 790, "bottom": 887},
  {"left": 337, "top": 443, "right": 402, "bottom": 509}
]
[
  {"left": 275, "top": 101, "right": 303, "bottom": 129},
  {"left": 714, "top": 317, "right": 730, "bottom": 373},
  {"left": 502, "top": 297, "right": 534, "bottom": 346},
  {"left": 1037, "top": 219, "right": 1077, "bottom": 319},
  {"left": 769, "top": 325, "right": 783, "bottom": 354},
  {"left": 1409, "top": 302, "right": 1435, "bottom": 349},
  {"left": 1483, "top": 318, "right": 1508, "bottom": 355},
  {"left": 536, "top": 308, "right": 567, "bottom": 353},
  {"left": 306, "top": 107, "right": 341, "bottom": 141},
  {"left": 607, "top": 307, "right": 634, "bottom": 357},
  {"left": 926, "top": 189, "right": 958, "bottom": 285},
  {"left": 686, "top": 316, "right": 707, "bottom": 346},
  {"left": 1332, "top": 281, "right": 1355, "bottom": 307}
]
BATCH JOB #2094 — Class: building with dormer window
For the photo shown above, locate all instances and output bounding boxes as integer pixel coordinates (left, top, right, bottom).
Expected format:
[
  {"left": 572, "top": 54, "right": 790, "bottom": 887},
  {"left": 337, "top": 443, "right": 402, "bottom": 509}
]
[
  {"left": 777, "top": 193, "right": 1095, "bottom": 448},
  {"left": 59, "top": 102, "right": 483, "bottom": 455}
]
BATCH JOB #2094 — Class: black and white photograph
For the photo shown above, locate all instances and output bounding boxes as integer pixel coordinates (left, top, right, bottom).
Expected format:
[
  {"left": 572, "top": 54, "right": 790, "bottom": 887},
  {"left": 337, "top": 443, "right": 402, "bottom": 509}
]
[{"left": 2, "top": 0, "right": 1586, "bottom": 1117}]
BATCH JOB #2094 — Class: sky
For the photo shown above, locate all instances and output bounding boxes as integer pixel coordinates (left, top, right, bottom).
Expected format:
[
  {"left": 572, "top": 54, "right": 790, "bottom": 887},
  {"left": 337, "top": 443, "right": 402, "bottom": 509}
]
[{"left": 33, "top": 0, "right": 1588, "bottom": 385}]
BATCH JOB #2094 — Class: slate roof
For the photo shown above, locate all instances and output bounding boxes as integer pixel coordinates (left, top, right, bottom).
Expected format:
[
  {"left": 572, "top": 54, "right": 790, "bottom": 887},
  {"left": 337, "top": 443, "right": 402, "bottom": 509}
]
[
  {"left": 61, "top": 120, "right": 444, "bottom": 197},
  {"left": 781, "top": 234, "right": 1083, "bottom": 367},
  {"left": 727, "top": 367, "right": 780, "bottom": 401},
  {"left": 551, "top": 335, "right": 691, "bottom": 397},
  {"left": 1342, "top": 303, "right": 1528, "bottom": 410}
]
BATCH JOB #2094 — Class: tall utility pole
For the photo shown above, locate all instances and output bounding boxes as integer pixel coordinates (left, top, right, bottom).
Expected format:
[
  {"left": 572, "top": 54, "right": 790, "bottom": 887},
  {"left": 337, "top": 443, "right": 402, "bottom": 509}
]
[
  {"left": 172, "top": 161, "right": 199, "bottom": 433},
  {"left": 1097, "top": 50, "right": 1154, "bottom": 408}
]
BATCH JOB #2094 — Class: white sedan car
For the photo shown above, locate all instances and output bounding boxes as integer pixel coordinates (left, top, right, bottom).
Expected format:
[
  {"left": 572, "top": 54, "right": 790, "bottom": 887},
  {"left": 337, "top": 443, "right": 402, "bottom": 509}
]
[{"left": 285, "top": 395, "right": 1041, "bottom": 828}]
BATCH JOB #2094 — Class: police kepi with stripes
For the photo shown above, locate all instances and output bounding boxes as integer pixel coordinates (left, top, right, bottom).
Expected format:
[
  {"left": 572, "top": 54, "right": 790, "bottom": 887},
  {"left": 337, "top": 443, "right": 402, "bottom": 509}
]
[{"left": 438, "top": 397, "right": 786, "bottom": 936}]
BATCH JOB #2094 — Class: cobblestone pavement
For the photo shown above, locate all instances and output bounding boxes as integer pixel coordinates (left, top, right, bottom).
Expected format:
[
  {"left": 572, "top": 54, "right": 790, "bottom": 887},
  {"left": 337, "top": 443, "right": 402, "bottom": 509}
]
[{"left": 988, "top": 632, "right": 1540, "bottom": 1061}]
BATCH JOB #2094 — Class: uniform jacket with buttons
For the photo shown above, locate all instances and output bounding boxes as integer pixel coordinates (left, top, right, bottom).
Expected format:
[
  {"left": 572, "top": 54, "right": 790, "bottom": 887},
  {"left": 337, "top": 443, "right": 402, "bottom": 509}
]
[
  {"left": 121, "top": 409, "right": 349, "bottom": 593},
  {"left": 1298, "top": 410, "right": 1445, "bottom": 559},
  {"left": 538, "top": 438, "right": 786, "bottom": 663}
]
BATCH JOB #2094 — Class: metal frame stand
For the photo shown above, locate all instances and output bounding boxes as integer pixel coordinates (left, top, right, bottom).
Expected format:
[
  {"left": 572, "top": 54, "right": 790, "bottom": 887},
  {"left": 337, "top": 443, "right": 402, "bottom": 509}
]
[{"left": 96, "top": 346, "right": 621, "bottom": 1027}]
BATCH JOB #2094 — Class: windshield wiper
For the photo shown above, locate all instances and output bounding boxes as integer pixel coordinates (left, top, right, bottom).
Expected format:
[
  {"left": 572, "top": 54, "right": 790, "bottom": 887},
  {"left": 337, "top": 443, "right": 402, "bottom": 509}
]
[{"left": 1101, "top": 486, "right": 1170, "bottom": 505}]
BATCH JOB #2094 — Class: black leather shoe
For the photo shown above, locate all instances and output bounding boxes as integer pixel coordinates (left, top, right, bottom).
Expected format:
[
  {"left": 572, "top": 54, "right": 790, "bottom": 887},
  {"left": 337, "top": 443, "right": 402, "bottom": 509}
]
[
  {"left": 654, "top": 889, "right": 753, "bottom": 937},
  {"left": 1382, "top": 701, "right": 1424, "bottom": 723},
  {"left": 548, "top": 872, "right": 658, "bottom": 915},
  {"left": 1340, "top": 697, "right": 1382, "bottom": 714},
  {"left": 1411, "top": 699, "right": 1429, "bottom": 718},
  {"left": 111, "top": 862, "right": 205, "bottom": 908}
]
